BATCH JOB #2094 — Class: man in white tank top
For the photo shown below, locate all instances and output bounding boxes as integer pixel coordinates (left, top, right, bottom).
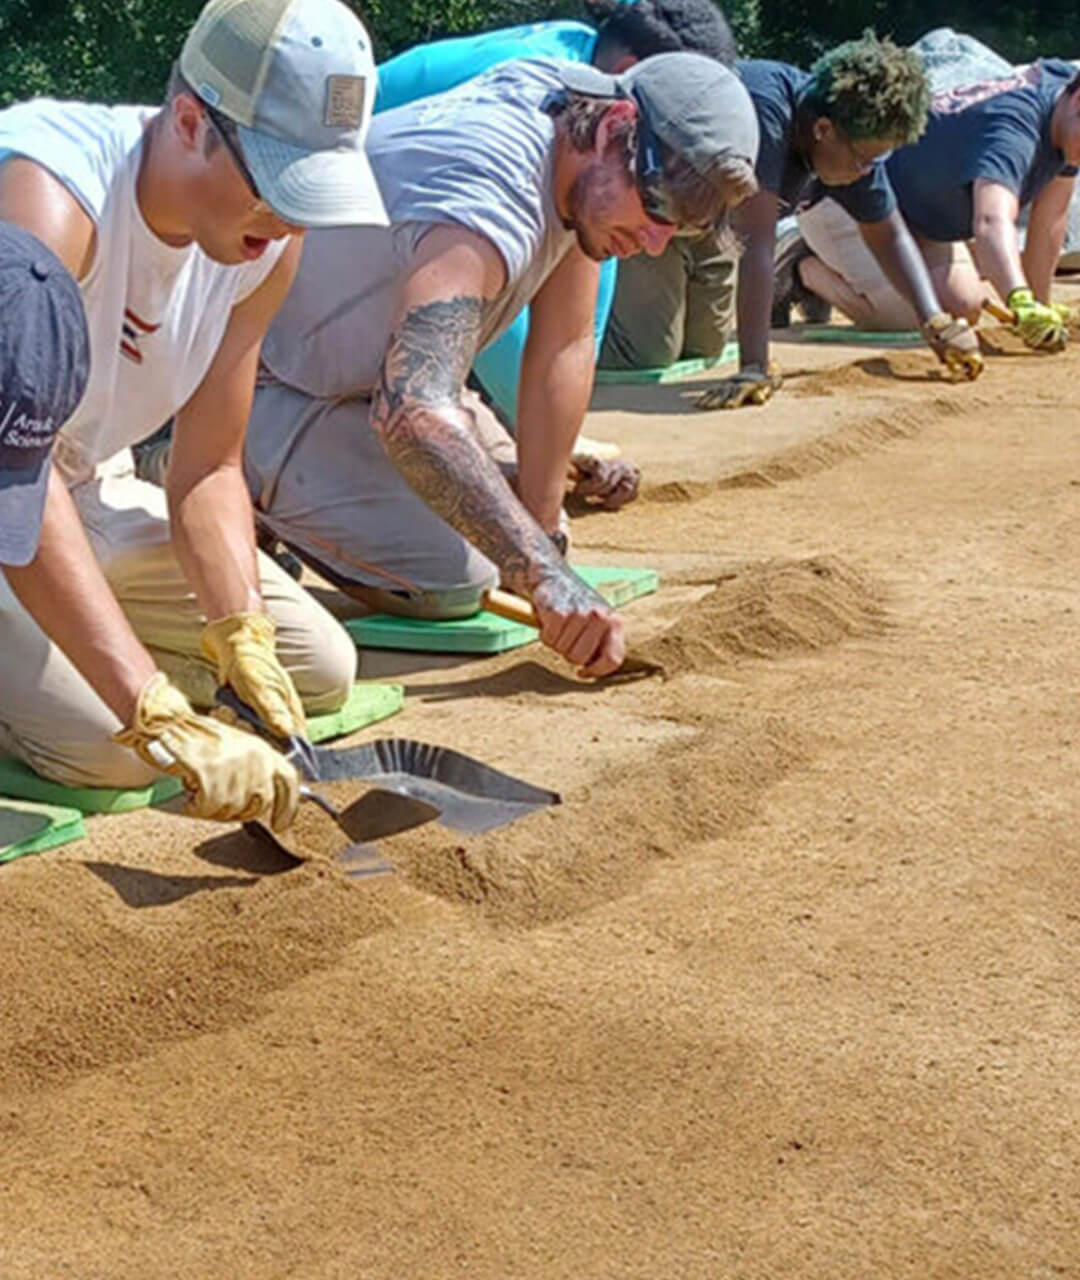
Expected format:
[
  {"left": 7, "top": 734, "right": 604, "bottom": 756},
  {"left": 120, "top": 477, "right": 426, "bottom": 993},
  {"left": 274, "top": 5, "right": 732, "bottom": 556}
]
[{"left": 0, "top": 0, "right": 385, "bottom": 832}]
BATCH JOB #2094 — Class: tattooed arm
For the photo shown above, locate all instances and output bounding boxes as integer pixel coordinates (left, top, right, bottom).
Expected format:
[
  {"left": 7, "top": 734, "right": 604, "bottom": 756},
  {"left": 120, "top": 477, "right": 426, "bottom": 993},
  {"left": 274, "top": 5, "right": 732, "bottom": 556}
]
[{"left": 371, "top": 225, "right": 625, "bottom": 676}]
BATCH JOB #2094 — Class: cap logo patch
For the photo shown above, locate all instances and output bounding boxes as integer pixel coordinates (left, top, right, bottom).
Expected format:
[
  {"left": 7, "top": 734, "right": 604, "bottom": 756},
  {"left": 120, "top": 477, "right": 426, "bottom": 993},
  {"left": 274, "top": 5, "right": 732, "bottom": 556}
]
[{"left": 325, "top": 75, "right": 365, "bottom": 129}]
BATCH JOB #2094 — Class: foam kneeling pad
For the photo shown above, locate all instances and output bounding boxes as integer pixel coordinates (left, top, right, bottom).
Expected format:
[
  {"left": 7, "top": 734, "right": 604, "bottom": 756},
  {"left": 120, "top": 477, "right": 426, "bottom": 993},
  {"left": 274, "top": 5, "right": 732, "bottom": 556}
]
[
  {"left": 346, "top": 565, "right": 660, "bottom": 654},
  {"left": 0, "top": 799, "right": 85, "bottom": 864}
]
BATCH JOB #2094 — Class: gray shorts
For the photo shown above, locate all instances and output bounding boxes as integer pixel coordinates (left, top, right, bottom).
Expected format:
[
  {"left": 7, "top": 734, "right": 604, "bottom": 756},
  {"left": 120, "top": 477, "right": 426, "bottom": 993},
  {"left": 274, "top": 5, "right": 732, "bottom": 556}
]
[{"left": 244, "top": 382, "right": 503, "bottom": 616}]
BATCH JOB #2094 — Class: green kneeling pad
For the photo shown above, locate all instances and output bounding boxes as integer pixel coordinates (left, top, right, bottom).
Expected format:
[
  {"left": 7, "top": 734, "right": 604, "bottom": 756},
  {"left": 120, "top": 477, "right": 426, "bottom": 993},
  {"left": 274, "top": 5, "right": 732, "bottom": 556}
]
[
  {"left": 593, "top": 342, "right": 739, "bottom": 384},
  {"left": 346, "top": 565, "right": 659, "bottom": 655},
  {"left": 0, "top": 799, "right": 85, "bottom": 865},
  {"left": 0, "top": 680, "right": 404, "bottom": 815},
  {"left": 798, "top": 326, "right": 922, "bottom": 344}
]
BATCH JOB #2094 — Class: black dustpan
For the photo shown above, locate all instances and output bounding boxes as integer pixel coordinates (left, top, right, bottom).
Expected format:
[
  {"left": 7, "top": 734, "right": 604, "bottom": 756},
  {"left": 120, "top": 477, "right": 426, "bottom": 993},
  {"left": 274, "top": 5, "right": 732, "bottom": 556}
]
[
  {"left": 217, "top": 689, "right": 560, "bottom": 837},
  {"left": 314, "top": 738, "right": 561, "bottom": 834}
]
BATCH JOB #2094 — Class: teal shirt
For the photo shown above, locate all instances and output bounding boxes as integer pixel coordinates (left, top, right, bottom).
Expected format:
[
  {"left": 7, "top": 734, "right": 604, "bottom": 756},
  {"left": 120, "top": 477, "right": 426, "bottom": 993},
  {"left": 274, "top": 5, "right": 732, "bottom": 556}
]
[
  {"left": 376, "top": 21, "right": 598, "bottom": 113},
  {"left": 374, "top": 21, "right": 615, "bottom": 426}
]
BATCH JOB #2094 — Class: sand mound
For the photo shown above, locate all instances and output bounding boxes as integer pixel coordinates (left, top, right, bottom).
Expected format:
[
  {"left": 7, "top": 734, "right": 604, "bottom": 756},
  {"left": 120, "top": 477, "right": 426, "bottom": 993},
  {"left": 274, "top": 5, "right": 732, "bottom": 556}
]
[
  {"left": 636, "top": 556, "right": 886, "bottom": 676},
  {"left": 786, "top": 351, "right": 950, "bottom": 396},
  {"left": 390, "top": 712, "right": 804, "bottom": 928},
  {"left": 642, "top": 400, "right": 962, "bottom": 507},
  {"left": 1, "top": 847, "right": 399, "bottom": 1096}
]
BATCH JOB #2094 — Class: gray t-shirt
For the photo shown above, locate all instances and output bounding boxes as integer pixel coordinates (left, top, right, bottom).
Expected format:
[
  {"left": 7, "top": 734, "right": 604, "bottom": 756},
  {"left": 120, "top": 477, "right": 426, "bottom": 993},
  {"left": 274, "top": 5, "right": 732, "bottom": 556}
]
[{"left": 260, "top": 57, "right": 576, "bottom": 400}]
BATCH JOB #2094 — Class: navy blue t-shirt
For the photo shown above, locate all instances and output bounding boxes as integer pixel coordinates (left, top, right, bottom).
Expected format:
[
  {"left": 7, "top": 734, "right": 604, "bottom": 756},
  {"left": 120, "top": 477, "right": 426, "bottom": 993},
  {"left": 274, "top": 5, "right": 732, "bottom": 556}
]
[
  {"left": 737, "top": 59, "right": 896, "bottom": 223},
  {"left": 887, "top": 59, "right": 1079, "bottom": 242}
]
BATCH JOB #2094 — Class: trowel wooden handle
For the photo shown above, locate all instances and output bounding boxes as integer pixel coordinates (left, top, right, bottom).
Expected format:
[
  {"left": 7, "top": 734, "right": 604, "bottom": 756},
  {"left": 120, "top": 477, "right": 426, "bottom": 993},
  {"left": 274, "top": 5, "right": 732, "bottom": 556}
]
[
  {"left": 483, "top": 587, "right": 664, "bottom": 681},
  {"left": 483, "top": 588, "right": 539, "bottom": 627},
  {"left": 982, "top": 298, "right": 1015, "bottom": 325}
]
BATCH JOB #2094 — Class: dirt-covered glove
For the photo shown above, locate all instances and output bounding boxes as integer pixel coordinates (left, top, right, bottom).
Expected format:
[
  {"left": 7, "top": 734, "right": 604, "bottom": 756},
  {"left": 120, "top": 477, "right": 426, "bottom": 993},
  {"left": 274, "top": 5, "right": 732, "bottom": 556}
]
[
  {"left": 114, "top": 672, "right": 299, "bottom": 830},
  {"left": 569, "top": 455, "right": 641, "bottom": 510},
  {"left": 921, "top": 312, "right": 983, "bottom": 380},
  {"left": 1007, "top": 287, "right": 1068, "bottom": 352},
  {"left": 200, "top": 611, "right": 306, "bottom": 741},
  {"left": 696, "top": 363, "right": 783, "bottom": 410}
]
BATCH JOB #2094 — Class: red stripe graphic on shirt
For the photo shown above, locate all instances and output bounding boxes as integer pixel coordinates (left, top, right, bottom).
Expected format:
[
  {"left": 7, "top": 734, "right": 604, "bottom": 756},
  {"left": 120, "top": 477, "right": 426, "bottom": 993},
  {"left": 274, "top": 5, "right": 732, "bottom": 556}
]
[
  {"left": 932, "top": 63, "right": 1040, "bottom": 116},
  {"left": 120, "top": 308, "right": 161, "bottom": 364}
]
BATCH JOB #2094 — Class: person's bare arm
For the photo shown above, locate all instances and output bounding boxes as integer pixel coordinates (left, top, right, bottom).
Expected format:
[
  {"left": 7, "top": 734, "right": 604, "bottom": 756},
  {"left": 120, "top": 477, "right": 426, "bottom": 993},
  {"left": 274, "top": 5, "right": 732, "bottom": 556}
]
[
  {"left": 4, "top": 470, "right": 157, "bottom": 721},
  {"left": 516, "top": 245, "right": 599, "bottom": 533},
  {"left": 165, "top": 236, "right": 302, "bottom": 620},
  {"left": 695, "top": 191, "right": 787, "bottom": 410},
  {"left": 859, "top": 209, "right": 941, "bottom": 323},
  {"left": 1022, "top": 173, "right": 1075, "bottom": 302},
  {"left": 972, "top": 178, "right": 1026, "bottom": 300},
  {"left": 731, "top": 189, "right": 780, "bottom": 370},
  {"left": 371, "top": 224, "right": 624, "bottom": 676},
  {"left": 0, "top": 157, "right": 153, "bottom": 721}
]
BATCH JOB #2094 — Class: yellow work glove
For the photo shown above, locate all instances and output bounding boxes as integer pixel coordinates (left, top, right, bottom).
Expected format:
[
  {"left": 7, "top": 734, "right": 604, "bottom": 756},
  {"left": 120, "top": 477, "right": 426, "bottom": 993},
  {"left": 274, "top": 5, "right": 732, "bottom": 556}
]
[
  {"left": 697, "top": 363, "right": 782, "bottom": 410},
  {"left": 200, "top": 611, "right": 306, "bottom": 740},
  {"left": 114, "top": 672, "right": 299, "bottom": 831},
  {"left": 1006, "top": 287, "right": 1068, "bottom": 352},
  {"left": 921, "top": 312, "right": 984, "bottom": 380}
]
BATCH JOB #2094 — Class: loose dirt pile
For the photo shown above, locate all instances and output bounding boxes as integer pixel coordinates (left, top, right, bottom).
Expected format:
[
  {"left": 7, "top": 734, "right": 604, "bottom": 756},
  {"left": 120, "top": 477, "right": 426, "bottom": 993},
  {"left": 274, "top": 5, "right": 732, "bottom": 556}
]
[
  {"left": 634, "top": 555, "right": 886, "bottom": 676},
  {"left": 0, "top": 841, "right": 396, "bottom": 1096},
  {"left": 390, "top": 712, "right": 804, "bottom": 928}
]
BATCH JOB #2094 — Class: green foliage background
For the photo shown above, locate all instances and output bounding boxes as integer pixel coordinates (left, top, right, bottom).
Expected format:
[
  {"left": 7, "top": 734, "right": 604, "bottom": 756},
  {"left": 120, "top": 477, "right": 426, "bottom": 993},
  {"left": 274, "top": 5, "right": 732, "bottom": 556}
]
[{"left": 0, "top": 0, "right": 1073, "bottom": 108}]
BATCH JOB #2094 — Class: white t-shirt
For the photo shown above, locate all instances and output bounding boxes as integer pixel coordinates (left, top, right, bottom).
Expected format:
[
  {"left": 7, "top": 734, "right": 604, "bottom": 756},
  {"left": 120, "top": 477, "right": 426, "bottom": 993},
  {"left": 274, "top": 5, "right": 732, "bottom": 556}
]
[{"left": 0, "top": 99, "right": 286, "bottom": 486}]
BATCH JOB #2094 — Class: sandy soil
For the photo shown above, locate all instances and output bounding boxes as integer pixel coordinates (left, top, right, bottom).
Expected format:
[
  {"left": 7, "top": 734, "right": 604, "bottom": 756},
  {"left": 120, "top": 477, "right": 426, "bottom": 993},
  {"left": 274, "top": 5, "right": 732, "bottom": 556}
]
[{"left": 3, "top": 316, "right": 1080, "bottom": 1278}]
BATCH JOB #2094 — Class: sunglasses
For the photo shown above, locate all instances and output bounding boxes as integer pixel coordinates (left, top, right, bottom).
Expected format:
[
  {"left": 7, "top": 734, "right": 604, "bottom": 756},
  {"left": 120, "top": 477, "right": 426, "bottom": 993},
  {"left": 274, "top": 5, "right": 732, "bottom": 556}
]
[
  {"left": 205, "top": 104, "right": 265, "bottom": 204},
  {"left": 632, "top": 97, "right": 712, "bottom": 237}
]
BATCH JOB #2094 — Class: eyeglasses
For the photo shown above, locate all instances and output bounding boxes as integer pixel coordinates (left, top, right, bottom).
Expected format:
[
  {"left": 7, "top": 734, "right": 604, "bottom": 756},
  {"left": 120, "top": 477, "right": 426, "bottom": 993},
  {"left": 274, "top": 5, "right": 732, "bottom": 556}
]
[
  {"left": 205, "top": 104, "right": 264, "bottom": 203},
  {"left": 838, "top": 131, "right": 888, "bottom": 175}
]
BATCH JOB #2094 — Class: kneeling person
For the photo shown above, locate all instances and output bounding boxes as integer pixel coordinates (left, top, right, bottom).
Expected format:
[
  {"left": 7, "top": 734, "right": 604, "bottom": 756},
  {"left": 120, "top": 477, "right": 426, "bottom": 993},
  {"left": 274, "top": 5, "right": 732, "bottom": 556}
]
[
  {"left": 700, "top": 33, "right": 981, "bottom": 410},
  {"left": 0, "top": 0, "right": 384, "bottom": 830},
  {"left": 245, "top": 53, "right": 758, "bottom": 676},
  {"left": 798, "top": 57, "right": 1080, "bottom": 354}
]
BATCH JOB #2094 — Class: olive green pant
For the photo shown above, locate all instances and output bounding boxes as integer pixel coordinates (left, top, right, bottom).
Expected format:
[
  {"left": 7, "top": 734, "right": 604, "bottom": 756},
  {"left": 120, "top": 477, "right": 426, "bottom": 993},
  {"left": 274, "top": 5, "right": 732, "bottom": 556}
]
[{"left": 599, "top": 232, "right": 737, "bottom": 371}]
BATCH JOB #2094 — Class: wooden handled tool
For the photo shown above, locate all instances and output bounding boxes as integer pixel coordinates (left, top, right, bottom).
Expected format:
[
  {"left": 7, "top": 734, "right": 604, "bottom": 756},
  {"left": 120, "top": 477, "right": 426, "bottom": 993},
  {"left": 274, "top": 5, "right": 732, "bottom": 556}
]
[
  {"left": 982, "top": 298, "right": 1015, "bottom": 325},
  {"left": 480, "top": 588, "right": 664, "bottom": 680}
]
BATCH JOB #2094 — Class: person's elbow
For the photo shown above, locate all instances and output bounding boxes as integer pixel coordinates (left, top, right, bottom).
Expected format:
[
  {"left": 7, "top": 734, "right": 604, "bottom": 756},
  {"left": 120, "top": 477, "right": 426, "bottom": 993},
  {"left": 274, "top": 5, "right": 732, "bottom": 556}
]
[{"left": 972, "top": 206, "right": 1014, "bottom": 245}]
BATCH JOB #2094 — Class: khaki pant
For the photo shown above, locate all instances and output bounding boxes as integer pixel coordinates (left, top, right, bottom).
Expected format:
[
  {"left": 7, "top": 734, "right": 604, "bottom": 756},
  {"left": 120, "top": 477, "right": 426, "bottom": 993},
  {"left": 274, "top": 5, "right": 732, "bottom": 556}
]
[
  {"left": 797, "top": 198, "right": 980, "bottom": 330},
  {"left": 243, "top": 383, "right": 505, "bottom": 617},
  {"left": 599, "top": 232, "right": 737, "bottom": 370},
  {"left": 0, "top": 456, "right": 357, "bottom": 789}
]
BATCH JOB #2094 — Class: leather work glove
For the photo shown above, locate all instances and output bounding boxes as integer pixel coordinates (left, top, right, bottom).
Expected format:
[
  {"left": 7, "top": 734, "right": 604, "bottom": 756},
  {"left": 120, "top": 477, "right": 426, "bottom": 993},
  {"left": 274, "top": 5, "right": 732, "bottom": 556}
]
[
  {"left": 921, "top": 312, "right": 983, "bottom": 380},
  {"left": 696, "top": 363, "right": 783, "bottom": 410},
  {"left": 569, "top": 454, "right": 641, "bottom": 510},
  {"left": 200, "top": 611, "right": 306, "bottom": 740},
  {"left": 1006, "top": 287, "right": 1068, "bottom": 353},
  {"left": 114, "top": 672, "right": 299, "bottom": 831}
]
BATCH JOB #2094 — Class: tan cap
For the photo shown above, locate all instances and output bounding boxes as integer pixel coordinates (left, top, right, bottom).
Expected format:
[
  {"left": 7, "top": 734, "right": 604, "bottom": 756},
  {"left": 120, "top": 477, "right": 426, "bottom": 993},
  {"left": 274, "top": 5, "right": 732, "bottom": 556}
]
[{"left": 181, "top": 0, "right": 386, "bottom": 228}]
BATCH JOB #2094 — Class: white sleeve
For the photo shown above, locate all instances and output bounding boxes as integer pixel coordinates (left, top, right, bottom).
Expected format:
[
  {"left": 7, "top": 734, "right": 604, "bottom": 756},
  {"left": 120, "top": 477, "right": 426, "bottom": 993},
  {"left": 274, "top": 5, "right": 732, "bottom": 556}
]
[{"left": 0, "top": 99, "right": 146, "bottom": 223}]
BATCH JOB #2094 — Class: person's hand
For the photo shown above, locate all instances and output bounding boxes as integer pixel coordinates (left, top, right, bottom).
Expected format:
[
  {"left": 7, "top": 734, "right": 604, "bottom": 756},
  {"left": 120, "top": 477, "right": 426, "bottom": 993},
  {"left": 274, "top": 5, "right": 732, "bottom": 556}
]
[
  {"left": 531, "top": 569, "right": 625, "bottom": 678},
  {"left": 921, "top": 312, "right": 983, "bottom": 380},
  {"left": 696, "top": 363, "right": 782, "bottom": 410},
  {"left": 1007, "top": 287, "right": 1068, "bottom": 352},
  {"left": 569, "top": 454, "right": 641, "bottom": 510},
  {"left": 201, "top": 611, "right": 306, "bottom": 740},
  {"left": 114, "top": 672, "right": 299, "bottom": 831}
]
